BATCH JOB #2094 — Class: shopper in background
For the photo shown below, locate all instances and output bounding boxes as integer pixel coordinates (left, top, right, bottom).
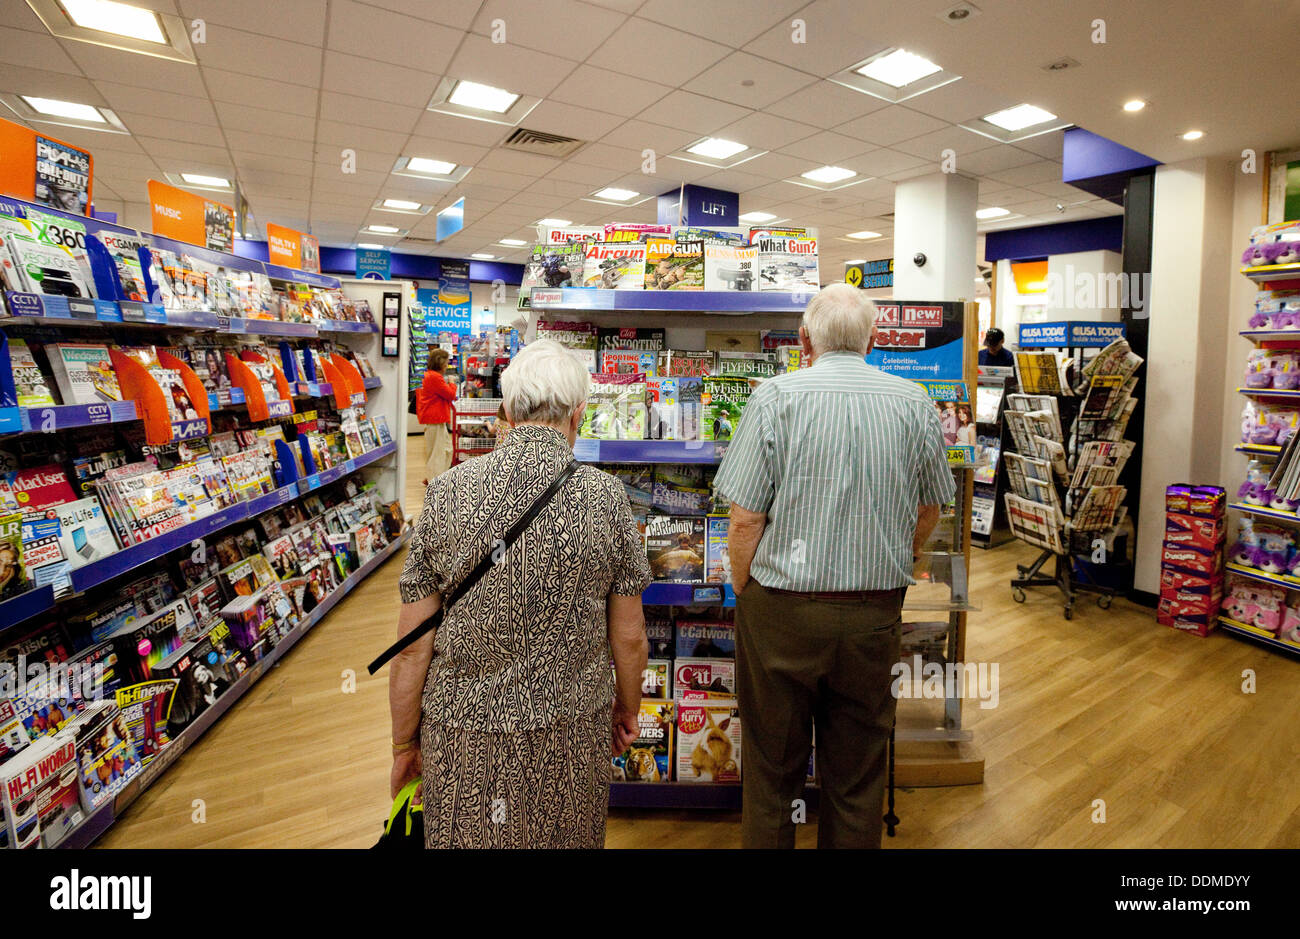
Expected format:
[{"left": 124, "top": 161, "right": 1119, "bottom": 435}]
[
  {"left": 417, "top": 348, "right": 456, "bottom": 484},
  {"left": 714, "top": 283, "right": 955, "bottom": 849},
  {"left": 388, "top": 339, "right": 652, "bottom": 849},
  {"left": 493, "top": 402, "right": 511, "bottom": 449},
  {"left": 978, "top": 327, "right": 1015, "bottom": 367}
]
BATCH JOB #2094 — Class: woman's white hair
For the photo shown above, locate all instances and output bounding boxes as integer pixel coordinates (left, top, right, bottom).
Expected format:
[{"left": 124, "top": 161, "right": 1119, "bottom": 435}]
[
  {"left": 501, "top": 338, "right": 590, "bottom": 425},
  {"left": 802, "top": 282, "right": 877, "bottom": 354}
]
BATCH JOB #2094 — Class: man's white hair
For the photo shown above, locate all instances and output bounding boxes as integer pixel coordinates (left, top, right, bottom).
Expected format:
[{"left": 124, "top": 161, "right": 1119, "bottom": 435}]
[
  {"left": 802, "top": 282, "right": 877, "bottom": 354},
  {"left": 501, "top": 338, "right": 590, "bottom": 425}
]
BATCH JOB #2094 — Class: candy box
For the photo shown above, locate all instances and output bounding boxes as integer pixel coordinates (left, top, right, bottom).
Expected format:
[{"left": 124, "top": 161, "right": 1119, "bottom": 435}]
[
  {"left": 1164, "top": 512, "right": 1226, "bottom": 553},
  {"left": 1161, "top": 543, "right": 1223, "bottom": 577},
  {"left": 1156, "top": 608, "right": 1218, "bottom": 637},
  {"left": 1159, "top": 567, "right": 1222, "bottom": 595},
  {"left": 1165, "top": 485, "right": 1226, "bottom": 519}
]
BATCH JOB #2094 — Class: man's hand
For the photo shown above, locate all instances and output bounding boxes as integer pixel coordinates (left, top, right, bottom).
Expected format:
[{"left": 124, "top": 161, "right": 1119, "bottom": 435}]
[{"left": 611, "top": 702, "right": 639, "bottom": 756}]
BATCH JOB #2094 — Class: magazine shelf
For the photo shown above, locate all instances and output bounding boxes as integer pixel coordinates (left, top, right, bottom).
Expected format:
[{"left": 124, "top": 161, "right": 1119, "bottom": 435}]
[
  {"left": 298, "top": 441, "right": 397, "bottom": 495},
  {"left": 56, "top": 529, "right": 411, "bottom": 848},
  {"left": 318, "top": 320, "right": 380, "bottom": 334},
  {"left": 642, "top": 582, "right": 735, "bottom": 607},
  {"left": 1217, "top": 615, "right": 1300, "bottom": 658},
  {"left": 15, "top": 399, "right": 140, "bottom": 433},
  {"left": 529, "top": 288, "right": 810, "bottom": 315},
  {"left": 572, "top": 438, "right": 724, "bottom": 464},
  {"left": 363, "top": 375, "right": 382, "bottom": 390},
  {"left": 0, "top": 584, "right": 55, "bottom": 632}
]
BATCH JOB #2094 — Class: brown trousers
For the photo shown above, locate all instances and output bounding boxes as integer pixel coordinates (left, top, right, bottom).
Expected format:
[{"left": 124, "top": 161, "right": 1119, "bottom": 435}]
[{"left": 735, "top": 580, "right": 902, "bottom": 849}]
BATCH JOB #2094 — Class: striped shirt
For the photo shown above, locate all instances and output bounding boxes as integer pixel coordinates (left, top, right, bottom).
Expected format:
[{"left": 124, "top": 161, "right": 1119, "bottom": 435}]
[{"left": 713, "top": 351, "right": 955, "bottom": 591}]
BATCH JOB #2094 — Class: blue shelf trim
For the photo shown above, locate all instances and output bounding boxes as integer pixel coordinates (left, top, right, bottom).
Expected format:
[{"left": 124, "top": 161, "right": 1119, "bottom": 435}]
[
  {"left": 317, "top": 319, "right": 379, "bottom": 333},
  {"left": 642, "top": 582, "right": 735, "bottom": 607},
  {"left": 220, "top": 317, "right": 317, "bottom": 337},
  {"left": 0, "top": 585, "right": 56, "bottom": 631},
  {"left": 0, "top": 407, "right": 21, "bottom": 434},
  {"left": 574, "top": 439, "right": 724, "bottom": 464},
  {"left": 164, "top": 308, "right": 221, "bottom": 329},
  {"left": 1238, "top": 386, "right": 1300, "bottom": 399},
  {"left": 1218, "top": 617, "right": 1300, "bottom": 658},
  {"left": 362, "top": 376, "right": 382, "bottom": 389},
  {"left": 263, "top": 264, "right": 341, "bottom": 289},
  {"left": 18, "top": 400, "right": 138, "bottom": 432},
  {"left": 530, "top": 288, "right": 808, "bottom": 314}
]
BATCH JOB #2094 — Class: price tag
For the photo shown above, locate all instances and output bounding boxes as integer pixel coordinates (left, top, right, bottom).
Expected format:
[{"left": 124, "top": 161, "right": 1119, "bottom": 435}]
[
  {"left": 66, "top": 298, "right": 97, "bottom": 319},
  {"left": 267, "top": 399, "right": 292, "bottom": 419},
  {"left": 692, "top": 586, "right": 724, "bottom": 605},
  {"left": 118, "top": 301, "right": 147, "bottom": 322},
  {"left": 5, "top": 292, "right": 46, "bottom": 317}
]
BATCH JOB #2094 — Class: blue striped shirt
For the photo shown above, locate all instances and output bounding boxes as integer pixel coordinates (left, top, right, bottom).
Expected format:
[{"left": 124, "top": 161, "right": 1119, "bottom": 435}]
[{"left": 713, "top": 351, "right": 955, "bottom": 591}]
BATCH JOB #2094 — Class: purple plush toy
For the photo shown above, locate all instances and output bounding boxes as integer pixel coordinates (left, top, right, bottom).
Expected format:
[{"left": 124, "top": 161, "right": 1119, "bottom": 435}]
[{"left": 1275, "top": 241, "right": 1300, "bottom": 266}]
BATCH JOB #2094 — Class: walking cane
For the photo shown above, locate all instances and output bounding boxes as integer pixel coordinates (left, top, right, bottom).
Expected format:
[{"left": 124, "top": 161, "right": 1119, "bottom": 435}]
[{"left": 884, "top": 718, "right": 899, "bottom": 837}]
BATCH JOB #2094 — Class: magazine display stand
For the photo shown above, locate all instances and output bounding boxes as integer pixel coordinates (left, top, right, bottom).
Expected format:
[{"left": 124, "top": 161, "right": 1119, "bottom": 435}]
[
  {"left": 530, "top": 291, "right": 985, "bottom": 804},
  {"left": 972, "top": 367, "right": 1014, "bottom": 548},
  {"left": 0, "top": 195, "right": 406, "bottom": 847},
  {"left": 1006, "top": 325, "right": 1140, "bottom": 618}
]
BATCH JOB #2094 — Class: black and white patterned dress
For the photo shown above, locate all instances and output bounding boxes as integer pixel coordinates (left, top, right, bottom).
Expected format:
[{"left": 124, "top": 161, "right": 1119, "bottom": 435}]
[{"left": 399, "top": 424, "right": 651, "bottom": 848}]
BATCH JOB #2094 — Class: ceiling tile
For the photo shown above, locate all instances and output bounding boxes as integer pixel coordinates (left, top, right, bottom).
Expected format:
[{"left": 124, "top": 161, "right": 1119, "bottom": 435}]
[
  {"left": 778, "top": 129, "right": 873, "bottom": 164},
  {"left": 1014, "top": 131, "right": 1066, "bottom": 161},
  {"left": 226, "top": 131, "right": 316, "bottom": 162},
  {"left": 316, "top": 119, "right": 411, "bottom": 154},
  {"left": 520, "top": 99, "right": 625, "bottom": 139},
  {"left": 766, "top": 81, "right": 889, "bottom": 129},
  {"left": 545, "top": 161, "right": 627, "bottom": 190},
  {"left": 527, "top": 178, "right": 597, "bottom": 199},
  {"left": 1027, "top": 180, "right": 1096, "bottom": 201},
  {"left": 94, "top": 81, "right": 218, "bottom": 125},
  {"left": 637, "top": 0, "right": 807, "bottom": 46},
  {"left": 136, "top": 137, "right": 231, "bottom": 167},
  {"left": 683, "top": 52, "right": 818, "bottom": 110},
  {"left": 316, "top": 147, "right": 401, "bottom": 176},
  {"left": 742, "top": 0, "right": 884, "bottom": 78},
  {"left": 327, "top": 0, "right": 461, "bottom": 69},
  {"left": 477, "top": 149, "right": 563, "bottom": 176},
  {"left": 115, "top": 111, "right": 221, "bottom": 146},
  {"left": 470, "top": 0, "right": 626, "bottom": 60},
  {"left": 637, "top": 90, "right": 751, "bottom": 136},
  {"left": 0, "top": 26, "right": 80, "bottom": 75},
  {"left": 691, "top": 168, "right": 771, "bottom": 193},
  {"left": 202, "top": 68, "right": 319, "bottom": 115},
  {"left": 182, "top": 0, "right": 328, "bottom": 45},
  {"left": 549, "top": 65, "right": 673, "bottom": 118},
  {"left": 600, "top": 119, "right": 698, "bottom": 154},
  {"left": 193, "top": 25, "right": 322, "bottom": 84},
  {"left": 0, "top": 65, "right": 107, "bottom": 106},
  {"left": 838, "top": 106, "right": 948, "bottom": 146},
  {"left": 319, "top": 91, "right": 421, "bottom": 134},
  {"left": 61, "top": 39, "right": 209, "bottom": 94},
  {"left": 711, "top": 110, "right": 820, "bottom": 153},
  {"left": 216, "top": 100, "right": 317, "bottom": 140},
  {"left": 409, "top": 111, "right": 511, "bottom": 147},
  {"left": 842, "top": 148, "right": 927, "bottom": 178},
  {"left": 321, "top": 51, "right": 440, "bottom": 108},
  {"left": 0, "top": 2, "right": 52, "bottom": 31},
  {"left": 895, "top": 79, "right": 1019, "bottom": 125},
  {"left": 587, "top": 17, "right": 730, "bottom": 83},
  {"left": 400, "top": 138, "right": 494, "bottom": 169},
  {"left": 986, "top": 160, "right": 1063, "bottom": 187},
  {"left": 446, "top": 34, "right": 581, "bottom": 99},
  {"left": 732, "top": 150, "right": 818, "bottom": 181},
  {"left": 568, "top": 142, "right": 646, "bottom": 173},
  {"left": 460, "top": 168, "right": 537, "bottom": 190},
  {"left": 944, "top": 144, "right": 1041, "bottom": 176},
  {"left": 890, "top": 125, "right": 999, "bottom": 161}
]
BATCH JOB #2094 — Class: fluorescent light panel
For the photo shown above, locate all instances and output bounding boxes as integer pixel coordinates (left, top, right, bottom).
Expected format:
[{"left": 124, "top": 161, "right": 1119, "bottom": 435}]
[
  {"left": 537, "top": 218, "right": 572, "bottom": 227},
  {"left": 983, "top": 103, "right": 1056, "bottom": 131},
  {"left": 357, "top": 243, "right": 385, "bottom": 249},
  {"left": 739, "top": 211, "right": 778, "bottom": 223},
  {"left": 498, "top": 238, "right": 528, "bottom": 246},
  {"left": 470, "top": 253, "right": 495, "bottom": 259},
  {"left": 21, "top": 96, "right": 103, "bottom": 122},
  {"left": 593, "top": 188, "right": 638, "bottom": 201},
  {"left": 181, "top": 172, "right": 230, "bottom": 188},
  {"left": 405, "top": 157, "right": 457, "bottom": 175},
  {"left": 59, "top": 0, "right": 165, "bottom": 43},
  {"left": 1123, "top": 99, "right": 1146, "bottom": 112},
  {"left": 448, "top": 80, "right": 518, "bottom": 113},
  {"left": 976, "top": 207, "right": 1010, "bottom": 219},
  {"left": 382, "top": 198, "right": 422, "bottom": 211},
  {"left": 802, "top": 166, "right": 856, "bottom": 184},
  {"left": 847, "top": 230, "right": 882, "bottom": 240},
  {"left": 856, "top": 49, "right": 942, "bottom": 88},
  {"left": 367, "top": 225, "right": 400, "bottom": 234},
  {"left": 686, "top": 137, "right": 748, "bottom": 160}
]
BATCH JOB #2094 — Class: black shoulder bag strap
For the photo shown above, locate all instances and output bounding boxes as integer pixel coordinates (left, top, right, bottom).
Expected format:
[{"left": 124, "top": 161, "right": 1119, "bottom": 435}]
[{"left": 367, "top": 459, "right": 580, "bottom": 675}]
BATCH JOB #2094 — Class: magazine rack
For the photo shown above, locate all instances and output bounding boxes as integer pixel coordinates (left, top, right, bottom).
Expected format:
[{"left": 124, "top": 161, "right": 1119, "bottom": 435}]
[
  {"left": 227, "top": 352, "right": 293, "bottom": 422},
  {"left": 1005, "top": 328, "right": 1141, "bottom": 618},
  {"left": 327, "top": 352, "right": 367, "bottom": 408}
]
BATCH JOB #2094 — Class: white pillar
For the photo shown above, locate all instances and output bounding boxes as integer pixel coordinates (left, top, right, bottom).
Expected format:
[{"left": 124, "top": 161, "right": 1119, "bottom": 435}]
[{"left": 892, "top": 173, "right": 978, "bottom": 301}]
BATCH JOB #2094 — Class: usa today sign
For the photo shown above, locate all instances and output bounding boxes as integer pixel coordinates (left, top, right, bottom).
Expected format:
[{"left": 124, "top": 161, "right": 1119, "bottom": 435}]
[{"left": 1018, "top": 321, "right": 1126, "bottom": 348}]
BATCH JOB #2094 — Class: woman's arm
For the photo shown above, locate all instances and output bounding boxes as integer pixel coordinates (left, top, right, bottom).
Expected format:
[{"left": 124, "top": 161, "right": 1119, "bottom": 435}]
[
  {"left": 388, "top": 591, "right": 440, "bottom": 798},
  {"left": 429, "top": 372, "right": 457, "bottom": 402},
  {"left": 608, "top": 593, "right": 648, "bottom": 754}
]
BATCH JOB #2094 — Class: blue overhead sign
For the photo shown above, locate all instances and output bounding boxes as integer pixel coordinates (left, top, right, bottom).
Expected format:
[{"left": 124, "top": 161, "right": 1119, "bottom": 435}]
[
  {"left": 436, "top": 197, "right": 465, "bottom": 242},
  {"left": 356, "top": 248, "right": 390, "bottom": 280},
  {"left": 1018, "top": 321, "right": 1126, "bottom": 348}
]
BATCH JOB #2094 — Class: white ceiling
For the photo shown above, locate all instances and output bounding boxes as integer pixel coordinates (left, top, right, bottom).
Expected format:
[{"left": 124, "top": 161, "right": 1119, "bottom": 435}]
[{"left": 1, "top": 0, "right": 1295, "bottom": 274}]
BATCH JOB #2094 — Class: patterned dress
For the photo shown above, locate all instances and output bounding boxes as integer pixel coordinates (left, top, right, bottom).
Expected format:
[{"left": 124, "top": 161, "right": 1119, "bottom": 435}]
[{"left": 399, "top": 424, "right": 651, "bottom": 848}]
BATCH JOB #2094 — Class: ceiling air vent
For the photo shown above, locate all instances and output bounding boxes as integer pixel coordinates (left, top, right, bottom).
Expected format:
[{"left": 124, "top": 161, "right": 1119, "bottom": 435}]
[{"left": 501, "top": 127, "right": 586, "bottom": 158}]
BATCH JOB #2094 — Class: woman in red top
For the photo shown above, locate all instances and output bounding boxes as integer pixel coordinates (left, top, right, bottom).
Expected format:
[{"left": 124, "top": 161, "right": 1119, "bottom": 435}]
[{"left": 417, "top": 348, "right": 456, "bottom": 483}]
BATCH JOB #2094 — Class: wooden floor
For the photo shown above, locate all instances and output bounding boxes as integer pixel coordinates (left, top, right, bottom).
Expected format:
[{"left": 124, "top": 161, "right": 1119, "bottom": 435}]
[{"left": 98, "top": 438, "right": 1300, "bottom": 848}]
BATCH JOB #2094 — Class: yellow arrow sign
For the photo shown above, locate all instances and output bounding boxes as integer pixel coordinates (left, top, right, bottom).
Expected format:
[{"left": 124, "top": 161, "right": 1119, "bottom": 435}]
[{"left": 845, "top": 265, "right": 862, "bottom": 287}]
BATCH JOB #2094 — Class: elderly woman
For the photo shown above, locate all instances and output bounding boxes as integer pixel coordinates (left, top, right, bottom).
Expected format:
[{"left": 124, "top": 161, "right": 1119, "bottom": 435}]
[
  {"left": 416, "top": 347, "right": 456, "bottom": 484},
  {"left": 388, "top": 339, "right": 651, "bottom": 849}
]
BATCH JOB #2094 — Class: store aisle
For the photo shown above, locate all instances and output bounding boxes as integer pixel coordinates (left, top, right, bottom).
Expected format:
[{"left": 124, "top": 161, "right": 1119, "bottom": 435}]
[{"left": 98, "top": 441, "right": 1300, "bottom": 848}]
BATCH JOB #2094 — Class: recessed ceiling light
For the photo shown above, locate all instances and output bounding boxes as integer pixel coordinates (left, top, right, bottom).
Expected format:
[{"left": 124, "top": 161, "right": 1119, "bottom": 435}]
[
  {"left": 1123, "top": 99, "right": 1146, "bottom": 112},
  {"left": 845, "top": 259, "right": 867, "bottom": 265},
  {"left": 983, "top": 104, "right": 1057, "bottom": 131},
  {"left": 58, "top": 0, "right": 166, "bottom": 44},
  {"left": 686, "top": 137, "right": 748, "bottom": 160},
  {"left": 447, "top": 80, "right": 519, "bottom": 113},
  {"left": 856, "top": 49, "right": 943, "bottom": 88},
  {"left": 1181, "top": 129, "right": 1204, "bottom": 141},
  {"left": 593, "top": 188, "right": 639, "bottom": 201},
  {"left": 847, "top": 230, "right": 883, "bottom": 240},
  {"left": 802, "top": 166, "right": 856, "bottom": 184},
  {"left": 537, "top": 218, "right": 572, "bottom": 227},
  {"left": 404, "top": 157, "right": 457, "bottom": 175},
  {"left": 976, "top": 207, "right": 1011, "bottom": 219},
  {"left": 470, "top": 253, "right": 495, "bottom": 260},
  {"left": 498, "top": 238, "right": 528, "bottom": 246},
  {"left": 382, "top": 198, "right": 422, "bottom": 211},
  {"left": 20, "top": 96, "right": 104, "bottom": 122},
  {"left": 357, "top": 243, "right": 385, "bottom": 249},
  {"left": 739, "top": 211, "right": 778, "bottom": 223},
  {"left": 366, "top": 224, "right": 400, "bottom": 234},
  {"left": 180, "top": 172, "right": 230, "bottom": 188}
]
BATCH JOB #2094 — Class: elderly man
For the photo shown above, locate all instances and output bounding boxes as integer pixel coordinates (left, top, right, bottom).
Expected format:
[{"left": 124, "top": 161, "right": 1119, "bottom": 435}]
[{"left": 713, "top": 282, "right": 954, "bottom": 849}]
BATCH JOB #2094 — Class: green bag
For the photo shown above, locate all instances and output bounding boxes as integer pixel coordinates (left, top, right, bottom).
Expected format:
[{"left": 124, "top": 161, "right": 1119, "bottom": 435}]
[{"left": 373, "top": 778, "right": 423, "bottom": 849}]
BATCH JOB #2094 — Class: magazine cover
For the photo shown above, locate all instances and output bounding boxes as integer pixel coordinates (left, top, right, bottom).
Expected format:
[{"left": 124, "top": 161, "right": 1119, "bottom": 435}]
[
  {"left": 68, "top": 700, "right": 141, "bottom": 812},
  {"left": 598, "top": 326, "right": 666, "bottom": 353},
  {"left": 644, "top": 614, "right": 673, "bottom": 658},
  {"left": 612, "top": 700, "right": 674, "bottom": 783},
  {"left": 7, "top": 339, "right": 55, "bottom": 407},
  {"left": 755, "top": 235, "right": 819, "bottom": 291},
  {"left": 646, "top": 376, "right": 679, "bottom": 440},
  {"left": 581, "top": 372, "right": 648, "bottom": 440},
  {"left": 701, "top": 376, "right": 752, "bottom": 441},
  {"left": 717, "top": 351, "right": 778, "bottom": 380},
  {"left": 34, "top": 136, "right": 91, "bottom": 214},
  {"left": 645, "top": 514, "right": 705, "bottom": 582},
  {"left": 675, "top": 226, "right": 747, "bottom": 245},
  {"left": 582, "top": 242, "right": 647, "bottom": 289},
  {"left": 704, "top": 515, "right": 730, "bottom": 584},
  {"left": 650, "top": 472, "right": 710, "bottom": 515},
  {"left": 95, "top": 231, "right": 150, "bottom": 302},
  {"left": 525, "top": 243, "right": 583, "bottom": 288},
  {"left": 113, "top": 679, "right": 177, "bottom": 766},
  {"left": 8, "top": 464, "right": 76, "bottom": 514},
  {"left": 0, "top": 734, "right": 81, "bottom": 848},
  {"left": 675, "top": 697, "right": 740, "bottom": 782},
  {"left": 47, "top": 343, "right": 121, "bottom": 404},
  {"left": 656, "top": 349, "right": 715, "bottom": 377},
  {"left": 703, "top": 243, "right": 758, "bottom": 291},
  {"left": 0, "top": 211, "right": 93, "bottom": 297},
  {"left": 53, "top": 497, "right": 115, "bottom": 568},
  {"left": 603, "top": 223, "right": 671, "bottom": 243},
  {"left": 676, "top": 619, "right": 736, "bottom": 658},
  {"left": 540, "top": 225, "right": 603, "bottom": 245},
  {"left": 640, "top": 659, "right": 672, "bottom": 698},
  {"left": 645, "top": 238, "right": 704, "bottom": 290},
  {"left": 677, "top": 377, "right": 703, "bottom": 441},
  {"left": 599, "top": 349, "right": 657, "bottom": 375},
  {"left": 673, "top": 657, "right": 737, "bottom": 695},
  {"left": 536, "top": 320, "right": 598, "bottom": 372}
]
